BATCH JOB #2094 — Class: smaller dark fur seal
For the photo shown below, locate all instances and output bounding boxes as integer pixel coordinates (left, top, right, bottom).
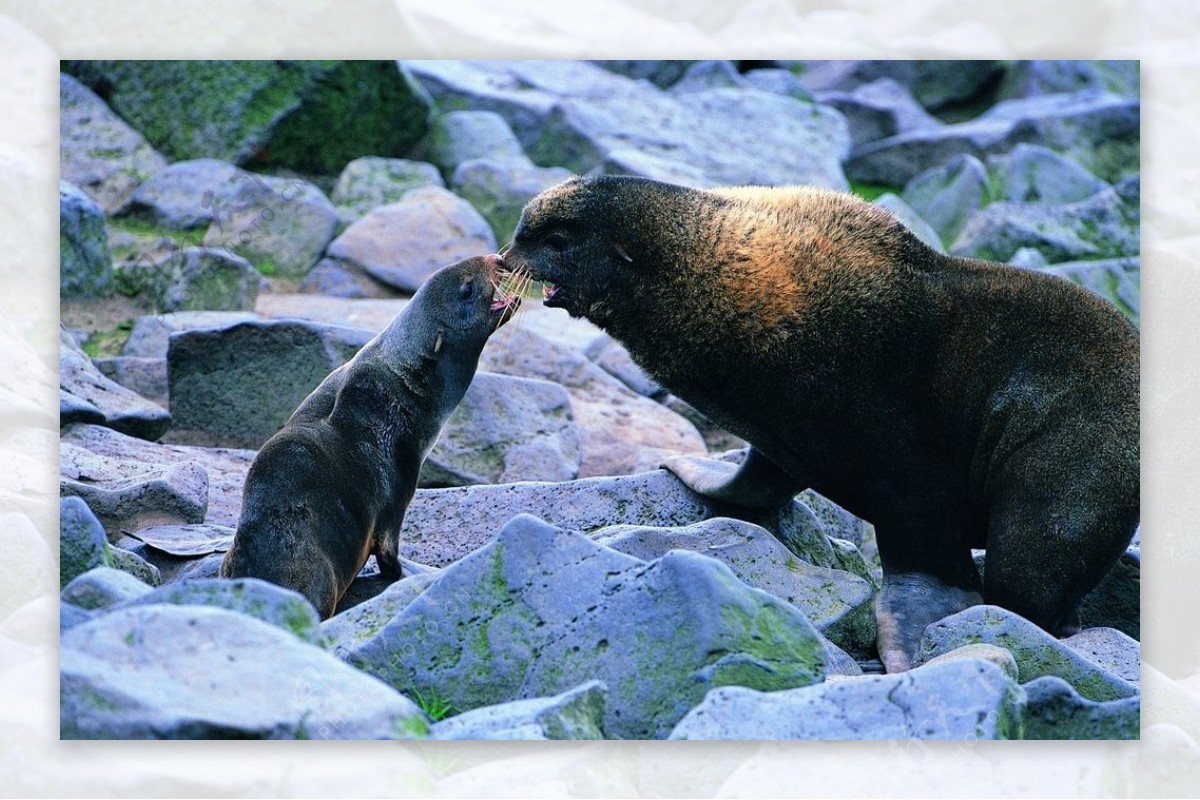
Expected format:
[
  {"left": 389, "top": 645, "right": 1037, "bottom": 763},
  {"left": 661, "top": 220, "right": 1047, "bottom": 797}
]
[
  {"left": 220, "top": 255, "right": 519, "bottom": 618},
  {"left": 502, "top": 175, "right": 1139, "bottom": 672}
]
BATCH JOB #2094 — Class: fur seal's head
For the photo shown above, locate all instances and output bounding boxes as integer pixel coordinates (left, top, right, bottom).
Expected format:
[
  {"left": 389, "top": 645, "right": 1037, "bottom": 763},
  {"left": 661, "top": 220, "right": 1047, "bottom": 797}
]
[{"left": 503, "top": 175, "right": 691, "bottom": 328}]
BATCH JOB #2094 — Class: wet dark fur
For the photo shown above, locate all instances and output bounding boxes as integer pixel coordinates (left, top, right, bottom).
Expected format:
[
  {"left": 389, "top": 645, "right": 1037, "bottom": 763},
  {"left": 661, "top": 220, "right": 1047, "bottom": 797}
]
[
  {"left": 505, "top": 175, "right": 1139, "bottom": 671},
  {"left": 220, "top": 255, "right": 516, "bottom": 619}
]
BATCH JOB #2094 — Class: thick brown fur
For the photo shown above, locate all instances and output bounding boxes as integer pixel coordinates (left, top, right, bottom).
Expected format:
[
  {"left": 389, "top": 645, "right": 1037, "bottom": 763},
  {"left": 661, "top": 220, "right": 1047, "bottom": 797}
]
[
  {"left": 220, "top": 255, "right": 518, "bottom": 619},
  {"left": 504, "top": 175, "right": 1139, "bottom": 672}
]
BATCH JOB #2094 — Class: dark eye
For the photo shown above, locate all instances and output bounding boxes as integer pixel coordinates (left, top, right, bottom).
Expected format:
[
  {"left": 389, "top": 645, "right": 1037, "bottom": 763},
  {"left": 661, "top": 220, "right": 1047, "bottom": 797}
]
[
  {"left": 459, "top": 279, "right": 475, "bottom": 302},
  {"left": 545, "top": 232, "right": 569, "bottom": 252}
]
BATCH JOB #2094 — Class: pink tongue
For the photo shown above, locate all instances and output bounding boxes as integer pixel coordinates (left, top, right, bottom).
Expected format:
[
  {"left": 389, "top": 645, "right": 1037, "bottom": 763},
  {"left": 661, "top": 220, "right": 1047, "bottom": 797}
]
[{"left": 490, "top": 298, "right": 509, "bottom": 311}]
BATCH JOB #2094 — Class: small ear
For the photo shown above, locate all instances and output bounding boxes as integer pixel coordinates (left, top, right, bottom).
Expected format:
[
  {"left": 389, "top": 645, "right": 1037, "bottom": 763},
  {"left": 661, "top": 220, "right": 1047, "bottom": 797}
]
[
  {"left": 612, "top": 242, "right": 634, "bottom": 263},
  {"left": 433, "top": 330, "right": 444, "bottom": 355}
]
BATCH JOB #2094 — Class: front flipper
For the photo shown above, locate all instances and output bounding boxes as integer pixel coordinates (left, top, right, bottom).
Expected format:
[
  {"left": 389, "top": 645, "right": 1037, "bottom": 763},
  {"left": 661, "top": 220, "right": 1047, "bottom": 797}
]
[
  {"left": 662, "top": 448, "right": 801, "bottom": 509},
  {"left": 875, "top": 572, "right": 983, "bottom": 673}
]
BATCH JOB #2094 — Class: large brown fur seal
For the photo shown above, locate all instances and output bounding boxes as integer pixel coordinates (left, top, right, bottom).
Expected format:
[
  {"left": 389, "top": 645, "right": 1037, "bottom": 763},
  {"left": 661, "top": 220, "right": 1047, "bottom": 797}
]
[
  {"left": 503, "top": 175, "right": 1139, "bottom": 672},
  {"left": 220, "top": 255, "right": 519, "bottom": 618}
]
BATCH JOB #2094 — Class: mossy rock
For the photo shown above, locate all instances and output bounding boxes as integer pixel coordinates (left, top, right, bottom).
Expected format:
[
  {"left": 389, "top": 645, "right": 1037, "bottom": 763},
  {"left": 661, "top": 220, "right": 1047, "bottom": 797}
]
[{"left": 63, "top": 61, "right": 432, "bottom": 174}]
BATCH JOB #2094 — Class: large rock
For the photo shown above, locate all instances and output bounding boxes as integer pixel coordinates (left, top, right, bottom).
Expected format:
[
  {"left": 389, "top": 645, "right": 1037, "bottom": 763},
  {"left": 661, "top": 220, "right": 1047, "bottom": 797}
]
[
  {"left": 915, "top": 605, "right": 1138, "bottom": 702},
  {"left": 848, "top": 89, "right": 1138, "bottom": 187},
  {"left": 321, "top": 572, "right": 440, "bottom": 658},
  {"left": 409, "top": 60, "right": 850, "bottom": 189},
  {"left": 397, "top": 469, "right": 860, "bottom": 576},
  {"left": 115, "top": 246, "right": 260, "bottom": 313},
  {"left": 952, "top": 184, "right": 1139, "bottom": 263},
  {"left": 61, "top": 605, "right": 430, "bottom": 739},
  {"left": 201, "top": 173, "right": 337, "bottom": 278},
  {"left": 60, "top": 436, "right": 208, "bottom": 539},
  {"left": 60, "top": 566, "right": 153, "bottom": 611},
  {"left": 429, "top": 681, "right": 607, "bottom": 740},
  {"left": 297, "top": 258, "right": 397, "bottom": 300},
  {"left": 166, "top": 318, "right": 373, "bottom": 448},
  {"left": 593, "top": 517, "right": 876, "bottom": 656},
  {"left": 426, "top": 110, "right": 528, "bottom": 175},
  {"left": 815, "top": 78, "right": 943, "bottom": 148},
  {"left": 64, "top": 60, "right": 433, "bottom": 174},
  {"left": 978, "top": 91, "right": 1140, "bottom": 182},
  {"left": 450, "top": 158, "right": 575, "bottom": 244},
  {"left": 59, "top": 496, "right": 111, "bottom": 588},
  {"left": 60, "top": 180, "right": 113, "bottom": 298},
  {"left": 59, "top": 73, "right": 168, "bottom": 214},
  {"left": 118, "top": 578, "right": 323, "bottom": 645},
  {"left": 480, "top": 324, "right": 706, "bottom": 477},
  {"left": 1063, "top": 627, "right": 1140, "bottom": 686},
  {"left": 125, "top": 158, "right": 240, "bottom": 229},
  {"left": 121, "top": 310, "right": 261, "bottom": 359},
  {"left": 329, "top": 157, "right": 444, "bottom": 230},
  {"left": 345, "top": 514, "right": 828, "bottom": 740},
  {"left": 998, "top": 60, "right": 1140, "bottom": 102},
  {"left": 61, "top": 423, "right": 254, "bottom": 529},
  {"left": 794, "top": 60, "right": 1005, "bottom": 111},
  {"left": 1021, "top": 675, "right": 1139, "bottom": 740},
  {"left": 92, "top": 356, "right": 168, "bottom": 408},
  {"left": 60, "top": 327, "right": 171, "bottom": 441},
  {"left": 325, "top": 186, "right": 497, "bottom": 293},
  {"left": 986, "top": 143, "right": 1110, "bottom": 204},
  {"left": 901, "top": 154, "right": 989, "bottom": 246},
  {"left": 421, "top": 371, "right": 581, "bottom": 487},
  {"left": 669, "top": 658, "right": 1024, "bottom": 740}
]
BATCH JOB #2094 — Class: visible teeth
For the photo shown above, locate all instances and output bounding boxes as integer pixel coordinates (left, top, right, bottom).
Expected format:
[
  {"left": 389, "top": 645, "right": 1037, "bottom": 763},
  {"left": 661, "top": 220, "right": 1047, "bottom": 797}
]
[{"left": 542, "top": 283, "right": 556, "bottom": 299}]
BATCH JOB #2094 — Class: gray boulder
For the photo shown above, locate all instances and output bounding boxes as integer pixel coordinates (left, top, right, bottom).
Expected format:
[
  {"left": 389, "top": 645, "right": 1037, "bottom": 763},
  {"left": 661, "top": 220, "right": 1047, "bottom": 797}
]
[
  {"left": 60, "top": 603, "right": 95, "bottom": 633},
  {"left": 815, "top": 77, "right": 943, "bottom": 148},
  {"left": 115, "top": 246, "right": 260, "bottom": 313},
  {"left": 297, "top": 258, "right": 397, "bottom": 300},
  {"left": 60, "top": 435, "right": 209, "bottom": 539},
  {"left": 92, "top": 357, "right": 168, "bottom": 408},
  {"left": 1021, "top": 675, "right": 1139, "bottom": 740},
  {"left": 480, "top": 323, "right": 705, "bottom": 477},
  {"left": 952, "top": 184, "right": 1139, "bottom": 263},
  {"left": 397, "top": 469, "right": 858, "bottom": 575},
  {"left": 61, "top": 422, "right": 255, "bottom": 529},
  {"left": 1063, "top": 627, "right": 1140, "bottom": 686},
  {"left": 166, "top": 318, "right": 373, "bottom": 448},
  {"left": 106, "top": 545, "right": 161, "bottom": 586},
  {"left": 901, "top": 154, "right": 989, "bottom": 246},
  {"left": 59, "top": 496, "right": 111, "bottom": 588},
  {"left": 60, "top": 327, "right": 171, "bottom": 441},
  {"left": 979, "top": 90, "right": 1139, "bottom": 182},
  {"left": 64, "top": 60, "right": 432, "bottom": 174},
  {"left": 409, "top": 60, "right": 850, "bottom": 189},
  {"left": 321, "top": 572, "right": 440, "bottom": 658},
  {"left": 915, "top": 605, "right": 1138, "bottom": 701},
  {"left": 670, "top": 658, "right": 1024, "bottom": 740},
  {"left": 998, "top": 60, "right": 1140, "bottom": 101},
  {"left": 325, "top": 186, "right": 497, "bottom": 293},
  {"left": 60, "top": 566, "right": 153, "bottom": 611},
  {"left": 794, "top": 60, "right": 1005, "bottom": 111},
  {"left": 330, "top": 157, "right": 444, "bottom": 230},
  {"left": 346, "top": 514, "right": 827, "bottom": 740},
  {"left": 595, "top": 60, "right": 693, "bottom": 88},
  {"left": 668, "top": 60, "right": 746, "bottom": 94},
  {"left": 583, "top": 334, "right": 662, "bottom": 398},
  {"left": 430, "top": 681, "right": 608, "bottom": 740},
  {"left": 421, "top": 371, "right": 581, "bottom": 487},
  {"left": 201, "top": 173, "right": 337, "bottom": 278},
  {"left": 845, "top": 119, "right": 1023, "bottom": 188},
  {"left": 450, "top": 158, "right": 575, "bottom": 244},
  {"left": 544, "top": 87, "right": 850, "bottom": 190},
  {"left": 741, "top": 68, "right": 815, "bottom": 102},
  {"left": 59, "top": 73, "right": 168, "bottom": 214},
  {"left": 986, "top": 143, "right": 1110, "bottom": 204},
  {"left": 125, "top": 158, "right": 241, "bottom": 229},
  {"left": 118, "top": 578, "right": 323, "bottom": 645},
  {"left": 60, "top": 181, "right": 114, "bottom": 298},
  {"left": 919, "top": 642, "right": 1020, "bottom": 680},
  {"left": 61, "top": 605, "right": 430, "bottom": 739},
  {"left": 121, "top": 310, "right": 261, "bottom": 358},
  {"left": 427, "top": 110, "right": 528, "bottom": 175},
  {"left": 594, "top": 517, "right": 876, "bottom": 656}
]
